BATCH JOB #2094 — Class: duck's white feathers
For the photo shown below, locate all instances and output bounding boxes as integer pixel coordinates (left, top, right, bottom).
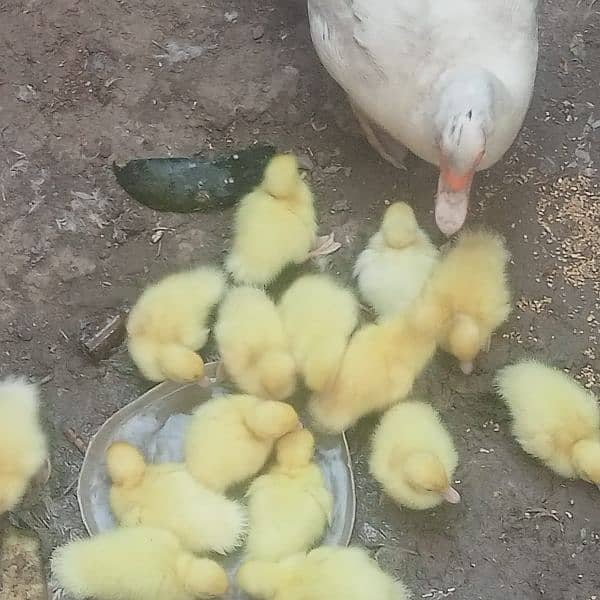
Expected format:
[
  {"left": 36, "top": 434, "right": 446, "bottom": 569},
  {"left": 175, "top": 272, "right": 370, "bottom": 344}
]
[{"left": 308, "top": 0, "right": 538, "bottom": 168}]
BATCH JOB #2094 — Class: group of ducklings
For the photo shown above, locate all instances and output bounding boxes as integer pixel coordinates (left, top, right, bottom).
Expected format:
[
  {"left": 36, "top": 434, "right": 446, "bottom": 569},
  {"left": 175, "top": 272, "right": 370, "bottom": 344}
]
[
  {"left": 46, "top": 153, "right": 600, "bottom": 600},
  {"left": 52, "top": 397, "right": 337, "bottom": 600}
]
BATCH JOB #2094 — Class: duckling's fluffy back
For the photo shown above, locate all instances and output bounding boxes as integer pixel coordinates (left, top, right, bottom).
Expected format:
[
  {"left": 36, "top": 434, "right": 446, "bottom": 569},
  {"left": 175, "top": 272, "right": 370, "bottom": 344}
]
[
  {"left": 309, "top": 309, "right": 438, "bottom": 433},
  {"left": 127, "top": 267, "right": 226, "bottom": 344},
  {"left": 51, "top": 527, "right": 228, "bottom": 600},
  {"left": 370, "top": 401, "right": 458, "bottom": 510},
  {"left": 226, "top": 154, "right": 317, "bottom": 286},
  {"left": 237, "top": 546, "right": 410, "bottom": 600},
  {"left": 107, "top": 443, "right": 246, "bottom": 555},
  {"left": 127, "top": 267, "right": 226, "bottom": 381},
  {"left": 354, "top": 202, "right": 439, "bottom": 319},
  {"left": 0, "top": 378, "right": 47, "bottom": 514},
  {"left": 215, "top": 286, "right": 296, "bottom": 400},
  {"left": 278, "top": 274, "right": 359, "bottom": 392},
  {"left": 275, "top": 429, "right": 315, "bottom": 469},
  {"left": 430, "top": 229, "right": 510, "bottom": 330},
  {"left": 245, "top": 430, "right": 332, "bottom": 561},
  {"left": 185, "top": 394, "right": 298, "bottom": 492},
  {"left": 495, "top": 360, "right": 600, "bottom": 478}
]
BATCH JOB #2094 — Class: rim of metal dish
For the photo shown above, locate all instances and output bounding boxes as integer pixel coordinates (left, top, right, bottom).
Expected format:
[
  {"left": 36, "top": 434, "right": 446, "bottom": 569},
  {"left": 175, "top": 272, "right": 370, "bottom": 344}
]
[{"left": 77, "top": 361, "right": 356, "bottom": 542}]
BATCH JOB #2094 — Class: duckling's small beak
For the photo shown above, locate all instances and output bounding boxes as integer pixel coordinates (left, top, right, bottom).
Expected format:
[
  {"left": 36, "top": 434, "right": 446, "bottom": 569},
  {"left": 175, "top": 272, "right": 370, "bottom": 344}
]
[
  {"left": 197, "top": 375, "right": 211, "bottom": 388},
  {"left": 460, "top": 360, "right": 474, "bottom": 375},
  {"left": 442, "top": 486, "right": 461, "bottom": 504},
  {"left": 213, "top": 362, "right": 226, "bottom": 384}
]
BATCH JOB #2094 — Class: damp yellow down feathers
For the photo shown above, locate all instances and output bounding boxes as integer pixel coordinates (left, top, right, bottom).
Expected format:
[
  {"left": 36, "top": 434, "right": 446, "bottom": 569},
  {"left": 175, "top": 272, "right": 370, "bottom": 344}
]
[
  {"left": 245, "top": 429, "right": 333, "bottom": 561},
  {"left": 106, "top": 441, "right": 246, "bottom": 554},
  {"left": 0, "top": 377, "right": 47, "bottom": 515},
  {"left": 185, "top": 394, "right": 300, "bottom": 492},
  {"left": 496, "top": 360, "right": 600, "bottom": 485},
  {"left": 215, "top": 286, "right": 296, "bottom": 401},
  {"left": 237, "top": 546, "right": 411, "bottom": 600},
  {"left": 51, "top": 527, "right": 229, "bottom": 600},
  {"left": 127, "top": 267, "right": 226, "bottom": 382},
  {"left": 226, "top": 154, "right": 317, "bottom": 286}
]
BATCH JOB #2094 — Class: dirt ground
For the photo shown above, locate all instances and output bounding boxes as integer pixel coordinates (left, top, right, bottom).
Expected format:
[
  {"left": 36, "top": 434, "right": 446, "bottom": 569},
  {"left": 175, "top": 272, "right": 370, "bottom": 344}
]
[{"left": 1, "top": 0, "right": 599, "bottom": 599}]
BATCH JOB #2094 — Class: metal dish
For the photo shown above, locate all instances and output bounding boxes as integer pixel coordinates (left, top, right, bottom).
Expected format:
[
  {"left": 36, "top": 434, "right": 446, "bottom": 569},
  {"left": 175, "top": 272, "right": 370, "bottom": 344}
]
[{"left": 77, "top": 362, "right": 356, "bottom": 598}]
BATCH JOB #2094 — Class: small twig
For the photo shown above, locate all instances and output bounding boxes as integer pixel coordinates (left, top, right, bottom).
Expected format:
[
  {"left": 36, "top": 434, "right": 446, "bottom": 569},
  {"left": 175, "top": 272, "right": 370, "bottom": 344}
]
[
  {"left": 527, "top": 508, "right": 561, "bottom": 522},
  {"left": 151, "top": 39, "right": 168, "bottom": 51},
  {"left": 310, "top": 118, "right": 328, "bottom": 132},
  {"left": 63, "top": 428, "right": 87, "bottom": 455},
  {"left": 394, "top": 546, "right": 419, "bottom": 556},
  {"left": 38, "top": 373, "right": 54, "bottom": 385},
  {"left": 62, "top": 478, "right": 78, "bottom": 497},
  {"left": 104, "top": 77, "right": 122, "bottom": 89}
]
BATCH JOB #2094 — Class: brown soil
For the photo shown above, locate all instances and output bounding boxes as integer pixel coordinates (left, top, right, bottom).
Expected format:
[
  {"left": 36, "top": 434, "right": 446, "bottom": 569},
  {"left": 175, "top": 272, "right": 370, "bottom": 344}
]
[{"left": 1, "top": 1, "right": 599, "bottom": 599}]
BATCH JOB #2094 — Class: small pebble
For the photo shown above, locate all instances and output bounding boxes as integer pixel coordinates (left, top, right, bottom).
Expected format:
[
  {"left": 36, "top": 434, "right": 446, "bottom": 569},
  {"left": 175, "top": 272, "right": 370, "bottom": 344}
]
[
  {"left": 297, "top": 153, "right": 315, "bottom": 171},
  {"left": 331, "top": 198, "right": 349, "bottom": 212},
  {"left": 252, "top": 25, "right": 265, "bottom": 40}
]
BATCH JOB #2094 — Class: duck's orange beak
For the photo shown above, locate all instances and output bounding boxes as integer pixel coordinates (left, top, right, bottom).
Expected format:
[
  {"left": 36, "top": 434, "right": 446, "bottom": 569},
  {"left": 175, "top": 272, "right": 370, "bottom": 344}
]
[
  {"left": 435, "top": 168, "right": 474, "bottom": 237},
  {"left": 441, "top": 164, "right": 475, "bottom": 193},
  {"left": 435, "top": 151, "right": 483, "bottom": 237}
]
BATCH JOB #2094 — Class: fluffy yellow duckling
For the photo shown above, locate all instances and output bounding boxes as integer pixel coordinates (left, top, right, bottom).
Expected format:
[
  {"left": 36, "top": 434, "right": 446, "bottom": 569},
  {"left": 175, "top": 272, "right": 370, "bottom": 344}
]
[
  {"left": 127, "top": 267, "right": 226, "bottom": 382},
  {"left": 496, "top": 360, "right": 600, "bottom": 486},
  {"left": 354, "top": 202, "right": 439, "bottom": 319},
  {"left": 369, "top": 401, "right": 460, "bottom": 510},
  {"left": 427, "top": 229, "right": 510, "bottom": 374},
  {"left": 215, "top": 286, "right": 296, "bottom": 401},
  {"left": 0, "top": 377, "right": 48, "bottom": 514},
  {"left": 245, "top": 429, "right": 333, "bottom": 561},
  {"left": 237, "top": 546, "right": 411, "bottom": 600},
  {"left": 106, "top": 442, "right": 246, "bottom": 554},
  {"left": 185, "top": 394, "right": 300, "bottom": 492},
  {"left": 278, "top": 274, "right": 359, "bottom": 392},
  {"left": 308, "top": 300, "right": 439, "bottom": 433},
  {"left": 226, "top": 154, "right": 339, "bottom": 286},
  {"left": 51, "top": 527, "right": 228, "bottom": 600}
]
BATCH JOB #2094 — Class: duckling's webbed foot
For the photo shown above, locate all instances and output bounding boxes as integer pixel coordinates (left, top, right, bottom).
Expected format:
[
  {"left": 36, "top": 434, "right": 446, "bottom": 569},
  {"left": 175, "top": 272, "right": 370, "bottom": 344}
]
[
  {"left": 351, "top": 103, "right": 408, "bottom": 170},
  {"left": 306, "top": 233, "right": 341, "bottom": 259},
  {"left": 483, "top": 336, "right": 492, "bottom": 353},
  {"left": 459, "top": 360, "right": 474, "bottom": 375}
]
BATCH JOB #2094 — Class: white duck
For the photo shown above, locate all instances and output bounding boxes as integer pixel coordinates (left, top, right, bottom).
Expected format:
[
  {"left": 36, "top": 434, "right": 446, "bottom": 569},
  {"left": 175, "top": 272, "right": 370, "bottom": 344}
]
[{"left": 308, "top": 0, "right": 539, "bottom": 235}]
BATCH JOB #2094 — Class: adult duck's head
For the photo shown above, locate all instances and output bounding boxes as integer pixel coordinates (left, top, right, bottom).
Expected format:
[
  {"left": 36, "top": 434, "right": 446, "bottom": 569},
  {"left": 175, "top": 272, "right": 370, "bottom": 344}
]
[{"left": 433, "top": 70, "right": 495, "bottom": 236}]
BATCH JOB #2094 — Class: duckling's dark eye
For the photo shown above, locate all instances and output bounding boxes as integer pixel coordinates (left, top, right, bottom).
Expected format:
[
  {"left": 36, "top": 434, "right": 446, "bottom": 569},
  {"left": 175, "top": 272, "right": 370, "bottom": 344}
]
[{"left": 466, "top": 110, "right": 473, "bottom": 120}]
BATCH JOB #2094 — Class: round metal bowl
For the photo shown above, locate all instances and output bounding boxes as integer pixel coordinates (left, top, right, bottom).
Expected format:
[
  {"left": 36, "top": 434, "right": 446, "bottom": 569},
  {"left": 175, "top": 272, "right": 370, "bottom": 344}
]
[{"left": 77, "top": 362, "right": 356, "bottom": 598}]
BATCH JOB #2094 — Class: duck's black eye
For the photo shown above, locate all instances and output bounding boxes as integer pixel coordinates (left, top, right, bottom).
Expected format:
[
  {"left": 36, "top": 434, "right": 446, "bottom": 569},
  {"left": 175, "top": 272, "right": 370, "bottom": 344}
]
[{"left": 466, "top": 110, "right": 473, "bottom": 120}]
